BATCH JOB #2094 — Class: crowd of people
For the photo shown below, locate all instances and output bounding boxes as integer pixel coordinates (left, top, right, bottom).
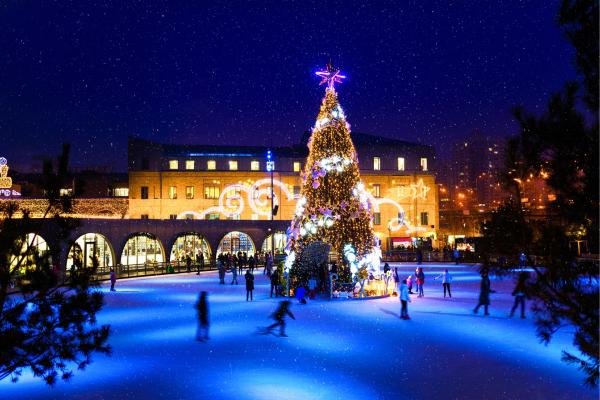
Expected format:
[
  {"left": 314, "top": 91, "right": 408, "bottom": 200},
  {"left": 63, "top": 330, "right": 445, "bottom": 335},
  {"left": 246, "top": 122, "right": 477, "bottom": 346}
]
[{"left": 393, "top": 264, "right": 530, "bottom": 321}]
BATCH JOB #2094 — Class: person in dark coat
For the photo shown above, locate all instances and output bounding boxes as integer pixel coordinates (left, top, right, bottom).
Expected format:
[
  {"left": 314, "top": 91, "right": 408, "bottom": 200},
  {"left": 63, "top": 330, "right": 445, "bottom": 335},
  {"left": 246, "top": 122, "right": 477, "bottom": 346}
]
[
  {"left": 195, "top": 291, "right": 209, "bottom": 341},
  {"left": 245, "top": 270, "right": 255, "bottom": 301},
  {"left": 262, "top": 300, "right": 295, "bottom": 337},
  {"left": 248, "top": 255, "right": 255, "bottom": 273},
  {"left": 474, "top": 269, "right": 491, "bottom": 316},
  {"left": 186, "top": 255, "right": 192, "bottom": 272},
  {"left": 109, "top": 267, "right": 116, "bottom": 291},
  {"left": 270, "top": 269, "right": 280, "bottom": 297},
  {"left": 196, "top": 253, "right": 204, "bottom": 275},
  {"left": 509, "top": 272, "right": 529, "bottom": 318}
]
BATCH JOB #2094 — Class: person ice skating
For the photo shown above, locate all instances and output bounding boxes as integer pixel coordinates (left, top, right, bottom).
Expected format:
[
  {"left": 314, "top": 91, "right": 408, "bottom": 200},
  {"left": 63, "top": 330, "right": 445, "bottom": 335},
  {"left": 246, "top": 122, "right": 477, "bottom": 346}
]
[
  {"left": 519, "top": 252, "right": 527, "bottom": 268},
  {"left": 434, "top": 268, "right": 453, "bottom": 298},
  {"left": 248, "top": 255, "right": 255, "bottom": 273},
  {"left": 195, "top": 291, "right": 209, "bottom": 342},
  {"left": 383, "top": 263, "right": 390, "bottom": 274},
  {"left": 196, "top": 253, "right": 204, "bottom": 275},
  {"left": 400, "top": 279, "right": 411, "bottom": 319},
  {"left": 406, "top": 274, "right": 414, "bottom": 294},
  {"left": 217, "top": 254, "right": 225, "bottom": 284},
  {"left": 474, "top": 269, "right": 491, "bottom": 316},
  {"left": 231, "top": 262, "right": 238, "bottom": 285},
  {"left": 509, "top": 272, "right": 529, "bottom": 318},
  {"left": 416, "top": 267, "right": 425, "bottom": 297},
  {"left": 245, "top": 270, "right": 255, "bottom": 301},
  {"left": 270, "top": 268, "right": 279, "bottom": 297},
  {"left": 453, "top": 248, "right": 460, "bottom": 265},
  {"left": 109, "top": 267, "right": 116, "bottom": 291},
  {"left": 186, "top": 254, "right": 192, "bottom": 272},
  {"left": 262, "top": 300, "right": 295, "bottom": 337},
  {"left": 296, "top": 286, "right": 307, "bottom": 304}
]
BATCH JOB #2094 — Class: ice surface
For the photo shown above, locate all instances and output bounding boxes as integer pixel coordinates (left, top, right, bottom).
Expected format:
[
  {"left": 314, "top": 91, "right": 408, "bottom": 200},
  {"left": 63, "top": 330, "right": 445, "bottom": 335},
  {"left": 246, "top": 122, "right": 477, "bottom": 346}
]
[{"left": 1, "top": 263, "right": 596, "bottom": 399}]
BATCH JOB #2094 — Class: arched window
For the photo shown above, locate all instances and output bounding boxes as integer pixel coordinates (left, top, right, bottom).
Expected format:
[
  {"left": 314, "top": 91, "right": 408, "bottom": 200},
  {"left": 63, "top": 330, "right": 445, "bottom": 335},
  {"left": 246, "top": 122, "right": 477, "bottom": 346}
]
[
  {"left": 261, "top": 231, "right": 287, "bottom": 255},
  {"left": 67, "top": 233, "right": 115, "bottom": 273},
  {"left": 170, "top": 233, "right": 211, "bottom": 264},
  {"left": 10, "top": 233, "right": 51, "bottom": 273},
  {"left": 120, "top": 233, "right": 165, "bottom": 266},
  {"left": 217, "top": 231, "right": 255, "bottom": 257}
]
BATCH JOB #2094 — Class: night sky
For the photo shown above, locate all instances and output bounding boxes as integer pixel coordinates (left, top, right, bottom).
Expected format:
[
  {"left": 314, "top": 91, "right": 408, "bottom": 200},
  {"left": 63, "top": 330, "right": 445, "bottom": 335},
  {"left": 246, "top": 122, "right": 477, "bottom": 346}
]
[{"left": 0, "top": 1, "right": 576, "bottom": 171}]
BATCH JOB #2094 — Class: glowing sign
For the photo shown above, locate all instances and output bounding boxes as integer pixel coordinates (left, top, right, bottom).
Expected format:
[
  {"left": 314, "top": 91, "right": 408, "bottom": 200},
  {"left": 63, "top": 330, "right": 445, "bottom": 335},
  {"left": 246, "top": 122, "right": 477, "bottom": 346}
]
[
  {"left": 0, "top": 157, "right": 13, "bottom": 189},
  {"left": 397, "top": 179, "right": 431, "bottom": 200}
]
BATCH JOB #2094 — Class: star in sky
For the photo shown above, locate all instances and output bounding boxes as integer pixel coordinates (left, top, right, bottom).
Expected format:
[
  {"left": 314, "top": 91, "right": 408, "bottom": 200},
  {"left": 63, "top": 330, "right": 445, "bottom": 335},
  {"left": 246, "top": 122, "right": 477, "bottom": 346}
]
[{"left": 315, "top": 63, "right": 346, "bottom": 90}]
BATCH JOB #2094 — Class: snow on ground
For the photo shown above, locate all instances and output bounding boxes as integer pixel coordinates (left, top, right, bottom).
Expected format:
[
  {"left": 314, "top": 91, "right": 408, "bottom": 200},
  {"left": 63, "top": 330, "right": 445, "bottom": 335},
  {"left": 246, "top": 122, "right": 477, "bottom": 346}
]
[{"left": 2, "top": 263, "right": 597, "bottom": 400}]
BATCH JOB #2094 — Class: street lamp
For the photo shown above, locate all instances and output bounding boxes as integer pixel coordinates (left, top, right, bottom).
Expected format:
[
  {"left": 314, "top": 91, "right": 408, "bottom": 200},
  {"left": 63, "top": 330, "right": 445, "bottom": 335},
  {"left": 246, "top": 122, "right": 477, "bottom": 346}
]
[{"left": 266, "top": 150, "right": 275, "bottom": 258}]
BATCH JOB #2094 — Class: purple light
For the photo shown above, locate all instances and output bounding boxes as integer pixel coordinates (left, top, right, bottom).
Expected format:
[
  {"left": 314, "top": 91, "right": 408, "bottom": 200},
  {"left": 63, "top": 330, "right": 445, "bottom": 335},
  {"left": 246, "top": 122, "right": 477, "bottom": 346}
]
[{"left": 315, "top": 63, "right": 346, "bottom": 90}]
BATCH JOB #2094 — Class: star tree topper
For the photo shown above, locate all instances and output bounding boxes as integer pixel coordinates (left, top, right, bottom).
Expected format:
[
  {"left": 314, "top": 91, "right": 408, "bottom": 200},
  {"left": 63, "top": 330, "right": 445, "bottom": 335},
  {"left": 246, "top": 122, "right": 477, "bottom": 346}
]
[{"left": 315, "top": 63, "right": 346, "bottom": 90}]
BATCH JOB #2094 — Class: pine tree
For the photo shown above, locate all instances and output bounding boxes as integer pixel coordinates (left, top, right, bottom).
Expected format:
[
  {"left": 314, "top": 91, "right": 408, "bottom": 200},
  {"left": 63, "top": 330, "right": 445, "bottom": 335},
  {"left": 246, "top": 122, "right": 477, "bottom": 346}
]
[{"left": 286, "top": 64, "right": 376, "bottom": 287}]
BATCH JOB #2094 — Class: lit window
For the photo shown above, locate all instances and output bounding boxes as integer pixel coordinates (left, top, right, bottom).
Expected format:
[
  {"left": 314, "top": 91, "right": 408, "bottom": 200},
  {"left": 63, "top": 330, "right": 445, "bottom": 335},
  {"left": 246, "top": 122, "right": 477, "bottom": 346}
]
[
  {"left": 185, "top": 160, "right": 195, "bottom": 170},
  {"left": 251, "top": 214, "right": 259, "bottom": 220},
  {"left": 373, "top": 212, "right": 381, "bottom": 225},
  {"left": 420, "top": 212, "right": 429, "bottom": 226},
  {"left": 251, "top": 161, "right": 260, "bottom": 171},
  {"left": 229, "top": 160, "right": 238, "bottom": 171},
  {"left": 293, "top": 162, "right": 301, "bottom": 172},
  {"left": 60, "top": 188, "right": 72, "bottom": 196},
  {"left": 205, "top": 213, "right": 219, "bottom": 220},
  {"left": 169, "top": 160, "right": 179, "bottom": 170},
  {"left": 397, "top": 157, "right": 405, "bottom": 171},
  {"left": 207, "top": 160, "right": 216, "bottom": 170},
  {"left": 373, "top": 184, "right": 381, "bottom": 198},
  {"left": 204, "top": 185, "right": 220, "bottom": 199},
  {"left": 113, "top": 188, "right": 129, "bottom": 197},
  {"left": 186, "top": 186, "right": 194, "bottom": 199},
  {"left": 169, "top": 186, "right": 177, "bottom": 199},
  {"left": 226, "top": 187, "right": 241, "bottom": 199},
  {"left": 373, "top": 157, "right": 381, "bottom": 171},
  {"left": 420, "top": 157, "right": 428, "bottom": 171}
]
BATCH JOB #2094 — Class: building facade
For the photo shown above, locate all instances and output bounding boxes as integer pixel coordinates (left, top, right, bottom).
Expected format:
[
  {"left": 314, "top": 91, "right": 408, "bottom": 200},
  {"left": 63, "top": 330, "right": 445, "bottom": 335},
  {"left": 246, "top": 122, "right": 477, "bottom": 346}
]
[{"left": 127, "top": 134, "right": 438, "bottom": 251}]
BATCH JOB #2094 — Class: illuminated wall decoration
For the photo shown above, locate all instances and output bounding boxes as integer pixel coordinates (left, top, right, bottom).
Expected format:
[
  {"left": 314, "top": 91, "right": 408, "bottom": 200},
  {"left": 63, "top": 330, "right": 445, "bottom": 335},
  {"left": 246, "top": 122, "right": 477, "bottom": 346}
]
[
  {"left": 0, "top": 157, "right": 12, "bottom": 188},
  {"left": 0, "top": 157, "right": 20, "bottom": 197},
  {"left": 396, "top": 178, "right": 430, "bottom": 200},
  {"left": 177, "top": 178, "right": 295, "bottom": 219}
]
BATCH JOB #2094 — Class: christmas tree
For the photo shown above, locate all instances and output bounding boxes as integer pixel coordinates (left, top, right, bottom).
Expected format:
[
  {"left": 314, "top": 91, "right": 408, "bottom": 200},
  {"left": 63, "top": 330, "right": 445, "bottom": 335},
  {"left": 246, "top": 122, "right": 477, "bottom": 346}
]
[{"left": 286, "top": 64, "right": 377, "bottom": 287}]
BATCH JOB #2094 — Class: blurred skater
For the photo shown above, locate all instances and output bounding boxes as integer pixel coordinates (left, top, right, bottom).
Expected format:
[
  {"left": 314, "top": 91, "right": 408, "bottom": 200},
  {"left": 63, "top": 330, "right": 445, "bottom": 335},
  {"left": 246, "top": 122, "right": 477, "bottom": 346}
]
[
  {"left": 261, "top": 300, "right": 295, "bottom": 337},
  {"left": 195, "top": 291, "right": 209, "bottom": 342}
]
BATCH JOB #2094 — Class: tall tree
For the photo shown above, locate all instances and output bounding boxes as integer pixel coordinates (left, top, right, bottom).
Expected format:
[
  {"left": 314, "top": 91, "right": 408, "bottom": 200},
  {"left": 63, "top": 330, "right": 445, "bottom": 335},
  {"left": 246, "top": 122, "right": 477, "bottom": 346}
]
[
  {"left": 481, "top": 0, "right": 598, "bottom": 386},
  {"left": 286, "top": 64, "right": 376, "bottom": 287},
  {"left": 0, "top": 145, "right": 111, "bottom": 385}
]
